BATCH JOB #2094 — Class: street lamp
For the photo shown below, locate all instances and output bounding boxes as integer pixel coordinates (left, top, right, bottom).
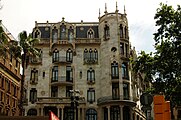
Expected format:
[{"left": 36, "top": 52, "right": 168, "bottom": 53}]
[{"left": 70, "top": 89, "right": 80, "bottom": 120}]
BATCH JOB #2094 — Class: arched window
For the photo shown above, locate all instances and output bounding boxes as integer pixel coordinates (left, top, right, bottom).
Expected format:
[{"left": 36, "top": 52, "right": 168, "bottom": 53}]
[
  {"left": 66, "top": 48, "right": 73, "bottom": 62},
  {"left": 123, "top": 83, "right": 129, "bottom": 100},
  {"left": 60, "top": 23, "right": 66, "bottom": 40},
  {"left": 111, "top": 61, "right": 119, "bottom": 79},
  {"left": 87, "top": 68, "right": 95, "bottom": 82},
  {"left": 87, "top": 88, "right": 95, "bottom": 103},
  {"left": 122, "top": 62, "right": 129, "bottom": 79},
  {"left": 89, "top": 49, "right": 93, "bottom": 61},
  {"left": 52, "top": 49, "right": 59, "bottom": 63},
  {"left": 104, "top": 24, "right": 110, "bottom": 39},
  {"left": 86, "top": 108, "right": 97, "bottom": 120},
  {"left": 110, "top": 106, "right": 120, "bottom": 120},
  {"left": 84, "top": 49, "right": 89, "bottom": 61},
  {"left": 34, "top": 30, "right": 41, "bottom": 39},
  {"left": 52, "top": 27, "right": 58, "bottom": 42},
  {"left": 29, "top": 88, "right": 37, "bottom": 103},
  {"left": 87, "top": 29, "right": 94, "bottom": 38},
  {"left": 120, "top": 24, "right": 123, "bottom": 38},
  {"left": 93, "top": 49, "right": 98, "bottom": 62},
  {"left": 30, "top": 68, "right": 38, "bottom": 84},
  {"left": 68, "top": 26, "right": 74, "bottom": 41},
  {"left": 27, "top": 109, "right": 37, "bottom": 116}
]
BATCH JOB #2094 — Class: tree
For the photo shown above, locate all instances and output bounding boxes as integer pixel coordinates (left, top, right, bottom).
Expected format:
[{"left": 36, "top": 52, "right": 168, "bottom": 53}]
[
  {"left": 132, "top": 3, "right": 181, "bottom": 107},
  {"left": 18, "top": 31, "right": 40, "bottom": 115}
]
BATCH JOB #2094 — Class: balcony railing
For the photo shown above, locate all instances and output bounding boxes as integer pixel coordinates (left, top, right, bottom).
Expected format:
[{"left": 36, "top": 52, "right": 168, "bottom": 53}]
[
  {"left": 51, "top": 76, "right": 73, "bottom": 86},
  {"left": 53, "top": 56, "right": 72, "bottom": 63},
  {"left": 84, "top": 59, "right": 98, "bottom": 64},
  {"left": 29, "top": 57, "right": 42, "bottom": 64},
  {"left": 97, "top": 95, "right": 135, "bottom": 105},
  {"left": 75, "top": 38, "right": 101, "bottom": 44},
  {"left": 37, "top": 97, "right": 85, "bottom": 104}
]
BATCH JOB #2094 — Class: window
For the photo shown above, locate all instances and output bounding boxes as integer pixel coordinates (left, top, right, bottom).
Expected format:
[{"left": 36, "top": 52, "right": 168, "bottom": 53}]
[
  {"left": 60, "top": 24, "right": 66, "bottom": 40},
  {"left": 43, "top": 71, "right": 45, "bottom": 78},
  {"left": 5, "top": 79, "right": 10, "bottom": 93},
  {"left": 52, "top": 27, "right": 58, "bottom": 42},
  {"left": 27, "top": 109, "right": 37, "bottom": 116},
  {"left": 122, "top": 62, "right": 129, "bottom": 79},
  {"left": 52, "top": 66, "right": 58, "bottom": 82},
  {"left": 16, "top": 59, "right": 18, "bottom": 68},
  {"left": 86, "top": 108, "right": 97, "bottom": 120},
  {"left": 125, "top": 26, "right": 128, "bottom": 39},
  {"left": 30, "top": 88, "right": 37, "bottom": 103},
  {"left": 125, "top": 44, "right": 129, "bottom": 57},
  {"left": 87, "top": 68, "right": 95, "bottom": 82},
  {"left": 66, "top": 66, "right": 73, "bottom": 82},
  {"left": 34, "top": 29, "right": 41, "bottom": 38},
  {"left": 10, "top": 53, "right": 13, "bottom": 62},
  {"left": 123, "top": 106, "right": 130, "bottom": 120},
  {"left": 104, "top": 24, "right": 110, "bottom": 39},
  {"left": 87, "top": 88, "right": 95, "bottom": 103},
  {"left": 87, "top": 29, "right": 94, "bottom": 38},
  {"left": 0, "top": 91, "right": 3, "bottom": 101},
  {"left": 30, "top": 68, "right": 38, "bottom": 84},
  {"left": 123, "top": 83, "right": 129, "bottom": 100},
  {"left": 110, "top": 106, "right": 120, "bottom": 120},
  {"left": 111, "top": 61, "right": 119, "bottom": 79},
  {"left": 52, "top": 49, "right": 59, "bottom": 62},
  {"left": 84, "top": 48, "right": 98, "bottom": 64},
  {"left": 120, "top": 24, "right": 123, "bottom": 38},
  {"left": 51, "top": 86, "right": 58, "bottom": 97},
  {"left": 68, "top": 26, "right": 74, "bottom": 41},
  {"left": 120, "top": 43, "right": 124, "bottom": 55},
  {"left": 66, "top": 48, "right": 73, "bottom": 62},
  {"left": 112, "top": 83, "right": 119, "bottom": 100},
  {"left": 66, "top": 86, "right": 72, "bottom": 97}
]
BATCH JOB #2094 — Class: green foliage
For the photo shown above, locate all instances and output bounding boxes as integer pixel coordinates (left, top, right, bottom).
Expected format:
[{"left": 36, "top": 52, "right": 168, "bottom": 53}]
[{"left": 133, "top": 3, "right": 181, "bottom": 106}]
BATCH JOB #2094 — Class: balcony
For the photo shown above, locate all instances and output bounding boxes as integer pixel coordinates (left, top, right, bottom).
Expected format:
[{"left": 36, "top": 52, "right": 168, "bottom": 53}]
[
  {"left": 75, "top": 38, "right": 101, "bottom": 44},
  {"left": 51, "top": 76, "right": 73, "bottom": 86},
  {"left": 97, "top": 95, "right": 136, "bottom": 106},
  {"left": 34, "top": 39, "right": 50, "bottom": 45},
  {"left": 29, "top": 57, "right": 42, "bottom": 64},
  {"left": 84, "top": 59, "right": 98, "bottom": 64},
  {"left": 53, "top": 57, "right": 72, "bottom": 64},
  {"left": 36, "top": 97, "right": 85, "bottom": 104}
]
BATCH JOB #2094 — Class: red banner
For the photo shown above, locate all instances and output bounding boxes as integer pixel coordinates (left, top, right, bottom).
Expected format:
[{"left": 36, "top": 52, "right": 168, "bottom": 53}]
[{"left": 49, "top": 111, "right": 60, "bottom": 120}]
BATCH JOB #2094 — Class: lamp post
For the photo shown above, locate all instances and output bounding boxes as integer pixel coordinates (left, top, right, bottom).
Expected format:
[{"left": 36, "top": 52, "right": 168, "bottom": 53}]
[{"left": 70, "top": 89, "right": 80, "bottom": 120}]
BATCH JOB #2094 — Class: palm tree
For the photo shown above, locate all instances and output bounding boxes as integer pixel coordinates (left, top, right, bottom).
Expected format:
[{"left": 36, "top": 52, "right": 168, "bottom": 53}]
[
  {"left": 18, "top": 31, "right": 40, "bottom": 115},
  {"left": 0, "top": 25, "right": 8, "bottom": 57}
]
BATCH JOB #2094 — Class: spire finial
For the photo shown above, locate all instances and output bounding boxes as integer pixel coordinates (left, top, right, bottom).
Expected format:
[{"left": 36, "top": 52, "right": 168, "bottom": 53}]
[
  {"left": 104, "top": 3, "right": 107, "bottom": 14},
  {"left": 115, "top": 1, "right": 119, "bottom": 13},
  {"left": 124, "top": 5, "right": 126, "bottom": 14},
  {"left": 99, "top": 8, "right": 101, "bottom": 18}
]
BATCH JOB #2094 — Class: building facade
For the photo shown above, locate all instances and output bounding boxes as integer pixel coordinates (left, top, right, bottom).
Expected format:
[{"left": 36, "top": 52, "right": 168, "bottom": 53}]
[
  {"left": 0, "top": 21, "right": 21, "bottom": 116},
  {"left": 24, "top": 5, "right": 146, "bottom": 120}
]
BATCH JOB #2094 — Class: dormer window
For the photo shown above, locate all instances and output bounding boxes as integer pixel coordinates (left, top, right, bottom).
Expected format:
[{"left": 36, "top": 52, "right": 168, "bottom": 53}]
[
  {"left": 87, "top": 29, "right": 94, "bottom": 39},
  {"left": 60, "top": 23, "right": 66, "bottom": 40},
  {"left": 34, "top": 30, "right": 41, "bottom": 39},
  {"left": 104, "top": 24, "right": 110, "bottom": 40}
]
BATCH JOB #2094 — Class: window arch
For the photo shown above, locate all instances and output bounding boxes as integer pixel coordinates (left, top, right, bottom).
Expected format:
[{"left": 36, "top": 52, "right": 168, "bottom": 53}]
[
  {"left": 52, "top": 27, "right": 58, "bottom": 42},
  {"left": 66, "top": 48, "right": 73, "bottom": 62},
  {"left": 86, "top": 108, "right": 97, "bottom": 120},
  {"left": 27, "top": 108, "right": 37, "bottom": 116},
  {"left": 87, "top": 29, "right": 94, "bottom": 39},
  {"left": 52, "top": 49, "right": 59, "bottom": 62},
  {"left": 87, "top": 68, "right": 95, "bottom": 82}
]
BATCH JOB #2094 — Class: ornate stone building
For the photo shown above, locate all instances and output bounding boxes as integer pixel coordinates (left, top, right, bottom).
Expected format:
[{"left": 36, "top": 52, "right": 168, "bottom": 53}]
[
  {"left": 24, "top": 4, "right": 146, "bottom": 120},
  {"left": 0, "top": 21, "right": 21, "bottom": 116}
]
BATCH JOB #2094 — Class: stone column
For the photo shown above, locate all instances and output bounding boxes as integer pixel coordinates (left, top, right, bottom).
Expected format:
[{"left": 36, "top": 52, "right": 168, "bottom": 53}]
[
  {"left": 40, "top": 106, "right": 44, "bottom": 116},
  {"left": 78, "top": 107, "right": 81, "bottom": 120},
  {"left": 82, "top": 107, "right": 85, "bottom": 120},
  {"left": 120, "top": 105, "right": 123, "bottom": 120},
  {"left": 61, "top": 106, "right": 64, "bottom": 120},
  {"left": 57, "top": 107, "right": 60, "bottom": 118},
  {"left": 107, "top": 106, "right": 110, "bottom": 120}
]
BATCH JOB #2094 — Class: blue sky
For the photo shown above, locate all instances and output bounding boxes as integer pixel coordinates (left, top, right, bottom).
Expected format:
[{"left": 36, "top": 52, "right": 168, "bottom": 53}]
[{"left": 0, "top": 0, "right": 180, "bottom": 53}]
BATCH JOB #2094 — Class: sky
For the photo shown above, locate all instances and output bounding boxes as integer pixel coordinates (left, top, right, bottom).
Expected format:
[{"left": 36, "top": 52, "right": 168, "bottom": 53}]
[{"left": 0, "top": 0, "right": 180, "bottom": 53}]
